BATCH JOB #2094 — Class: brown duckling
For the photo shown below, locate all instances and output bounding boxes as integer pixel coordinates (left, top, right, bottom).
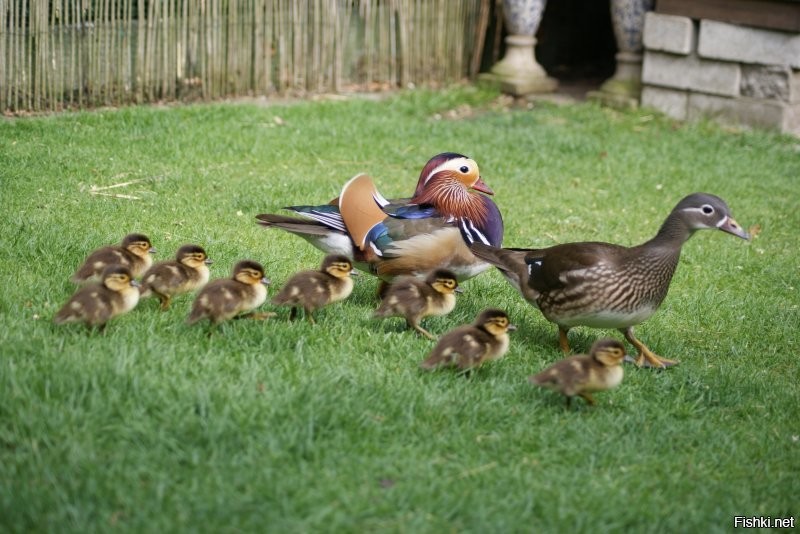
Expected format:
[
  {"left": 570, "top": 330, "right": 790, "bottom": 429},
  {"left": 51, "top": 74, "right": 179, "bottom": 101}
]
[
  {"left": 54, "top": 264, "right": 140, "bottom": 330},
  {"left": 373, "top": 269, "right": 459, "bottom": 339},
  {"left": 529, "top": 338, "right": 627, "bottom": 408},
  {"left": 71, "top": 233, "right": 155, "bottom": 283},
  {"left": 186, "top": 260, "right": 270, "bottom": 326},
  {"left": 420, "top": 308, "right": 516, "bottom": 372},
  {"left": 140, "top": 244, "right": 212, "bottom": 310},
  {"left": 271, "top": 254, "right": 355, "bottom": 324}
]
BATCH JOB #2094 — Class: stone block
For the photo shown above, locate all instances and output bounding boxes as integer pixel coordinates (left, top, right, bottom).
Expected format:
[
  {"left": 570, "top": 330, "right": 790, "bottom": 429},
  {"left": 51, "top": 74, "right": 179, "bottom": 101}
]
[
  {"left": 793, "top": 70, "right": 800, "bottom": 104},
  {"left": 741, "top": 65, "right": 800, "bottom": 102},
  {"left": 688, "top": 93, "right": 800, "bottom": 135},
  {"left": 698, "top": 20, "right": 800, "bottom": 69},
  {"left": 641, "top": 86, "right": 688, "bottom": 119},
  {"left": 643, "top": 51, "right": 741, "bottom": 97},
  {"left": 643, "top": 12, "right": 695, "bottom": 55}
]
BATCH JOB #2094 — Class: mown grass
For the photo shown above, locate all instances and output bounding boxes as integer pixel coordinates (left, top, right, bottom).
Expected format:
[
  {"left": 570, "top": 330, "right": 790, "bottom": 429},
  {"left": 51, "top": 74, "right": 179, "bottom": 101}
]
[{"left": 1, "top": 87, "right": 798, "bottom": 533}]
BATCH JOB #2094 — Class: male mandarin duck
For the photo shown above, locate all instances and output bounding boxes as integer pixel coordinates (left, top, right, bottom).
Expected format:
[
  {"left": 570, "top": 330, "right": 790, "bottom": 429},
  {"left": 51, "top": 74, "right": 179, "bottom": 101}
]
[
  {"left": 373, "top": 269, "right": 460, "bottom": 339},
  {"left": 256, "top": 153, "right": 503, "bottom": 293},
  {"left": 186, "top": 260, "right": 271, "bottom": 327},
  {"left": 139, "top": 244, "right": 213, "bottom": 310},
  {"left": 530, "top": 338, "right": 627, "bottom": 408},
  {"left": 54, "top": 265, "right": 140, "bottom": 330},
  {"left": 470, "top": 193, "right": 750, "bottom": 369},
  {"left": 71, "top": 233, "right": 155, "bottom": 283},
  {"left": 419, "top": 308, "right": 516, "bottom": 372},
  {"left": 271, "top": 254, "right": 355, "bottom": 324}
]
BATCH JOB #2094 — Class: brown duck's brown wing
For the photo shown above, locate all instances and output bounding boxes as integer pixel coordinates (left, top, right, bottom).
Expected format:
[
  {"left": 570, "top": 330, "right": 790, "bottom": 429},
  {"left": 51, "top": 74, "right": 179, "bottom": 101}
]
[
  {"left": 420, "top": 326, "right": 490, "bottom": 370},
  {"left": 469, "top": 243, "right": 531, "bottom": 286},
  {"left": 525, "top": 242, "right": 629, "bottom": 293}
]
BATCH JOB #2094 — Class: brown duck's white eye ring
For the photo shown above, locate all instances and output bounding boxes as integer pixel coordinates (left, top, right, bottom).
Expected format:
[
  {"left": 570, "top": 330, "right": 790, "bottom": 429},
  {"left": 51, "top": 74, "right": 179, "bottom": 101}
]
[
  {"left": 701, "top": 204, "right": 714, "bottom": 215},
  {"left": 459, "top": 165, "right": 469, "bottom": 174}
]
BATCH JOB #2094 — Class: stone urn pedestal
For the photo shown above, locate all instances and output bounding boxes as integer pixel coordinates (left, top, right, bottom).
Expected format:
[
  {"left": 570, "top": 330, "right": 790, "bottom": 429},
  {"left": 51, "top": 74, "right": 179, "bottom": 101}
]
[
  {"left": 479, "top": 0, "right": 557, "bottom": 96},
  {"left": 588, "top": 0, "right": 654, "bottom": 108}
]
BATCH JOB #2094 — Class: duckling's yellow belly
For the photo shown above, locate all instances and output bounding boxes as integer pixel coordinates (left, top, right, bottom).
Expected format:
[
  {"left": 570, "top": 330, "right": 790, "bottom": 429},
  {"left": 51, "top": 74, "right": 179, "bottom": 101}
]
[
  {"left": 329, "top": 277, "right": 354, "bottom": 303},
  {"left": 112, "top": 287, "right": 140, "bottom": 317},
  {"left": 242, "top": 283, "right": 268, "bottom": 311},
  {"left": 486, "top": 333, "right": 510, "bottom": 361},
  {"left": 585, "top": 365, "right": 624, "bottom": 392},
  {"left": 426, "top": 293, "right": 456, "bottom": 317}
]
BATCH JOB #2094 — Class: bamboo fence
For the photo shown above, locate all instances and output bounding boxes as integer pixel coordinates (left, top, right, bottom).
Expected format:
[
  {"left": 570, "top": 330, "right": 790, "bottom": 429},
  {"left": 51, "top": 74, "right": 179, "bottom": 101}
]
[{"left": 0, "top": 0, "right": 491, "bottom": 113}]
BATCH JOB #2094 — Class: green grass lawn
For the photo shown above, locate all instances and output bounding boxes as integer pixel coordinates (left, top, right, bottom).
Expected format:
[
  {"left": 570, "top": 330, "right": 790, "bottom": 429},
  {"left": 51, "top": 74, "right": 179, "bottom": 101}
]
[{"left": 1, "top": 87, "right": 798, "bottom": 532}]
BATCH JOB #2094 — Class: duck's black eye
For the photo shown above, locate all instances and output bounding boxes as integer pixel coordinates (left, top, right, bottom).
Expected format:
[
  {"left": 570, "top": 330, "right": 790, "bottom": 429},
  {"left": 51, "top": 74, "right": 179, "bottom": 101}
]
[
  {"left": 702, "top": 204, "right": 714, "bottom": 215},
  {"left": 459, "top": 165, "right": 469, "bottom": 173}
]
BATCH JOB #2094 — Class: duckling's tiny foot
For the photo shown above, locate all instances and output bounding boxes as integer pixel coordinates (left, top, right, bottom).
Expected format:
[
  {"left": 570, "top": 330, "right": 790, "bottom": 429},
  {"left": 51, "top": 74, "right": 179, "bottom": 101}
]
[{"left": 251, "top": 312, "right": 277, "bottom": 320}]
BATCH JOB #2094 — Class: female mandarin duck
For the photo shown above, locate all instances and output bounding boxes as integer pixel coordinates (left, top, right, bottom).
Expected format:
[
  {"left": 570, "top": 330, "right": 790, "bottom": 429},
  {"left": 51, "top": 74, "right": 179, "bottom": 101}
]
[
  {"left": 530, "top": 338, "right": 627, "bottom": 408},
  {"left": 470, "top": 193, "right": 750, "bottom": 369},
  {"left": 139, "top": 244, "right": 213, "bottom": 310},
  {"left": 55, "top": 265, "right": 140, "bottom": 330},
  {"left": 256, "top": 153, "right": 503, "bottom": 293},
  {"left": 373, "top": 269, "right": 460, "bottom": 339},
  {"left": 71, "top": 233, "right": 155, "bottom": 283},
  {"left": 271, "top": 254, "right": 356, "bottom": 324},
  {"left": 419, "top": 308, "right": 516, "bottom": 372}
]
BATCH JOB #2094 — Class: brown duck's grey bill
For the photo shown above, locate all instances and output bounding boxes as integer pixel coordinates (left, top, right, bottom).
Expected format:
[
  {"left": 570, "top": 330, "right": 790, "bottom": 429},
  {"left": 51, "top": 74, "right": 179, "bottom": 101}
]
[{"left": 719, "top": 216, "right": 750, "bottom": 240}]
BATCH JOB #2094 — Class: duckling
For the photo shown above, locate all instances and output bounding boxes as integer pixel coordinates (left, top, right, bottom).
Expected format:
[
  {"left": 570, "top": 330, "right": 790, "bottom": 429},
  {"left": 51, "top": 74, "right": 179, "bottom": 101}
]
[
  {"left": 529, "top": 338, "right": 627, "bottom": 408},
  {"left": 54, "top": 265, "right": 140, "bottom": 330},
  {"left": 420, "top": 308, "right": 516, "bottom": 372},
  {"left": 71, "top": 233, "right": 155, "bottom": 283},
  {"left": 373, "top": 269, "right": 459, "bottom": 339},
  {"left": 186, "top": 260, "right": 270, "bottom": 326},
  {"left": 271, "top": 254, "right": 355, "bottom": 324},
  {"left": 140, "top": 244, "right": 212, "bottom": 310}
]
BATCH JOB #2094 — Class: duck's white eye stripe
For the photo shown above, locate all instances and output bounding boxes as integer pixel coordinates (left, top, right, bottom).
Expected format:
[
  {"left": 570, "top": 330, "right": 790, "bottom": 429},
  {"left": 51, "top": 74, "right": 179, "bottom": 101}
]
[{"left": 424, "top": 157, "right": 470, "bottom": 184}]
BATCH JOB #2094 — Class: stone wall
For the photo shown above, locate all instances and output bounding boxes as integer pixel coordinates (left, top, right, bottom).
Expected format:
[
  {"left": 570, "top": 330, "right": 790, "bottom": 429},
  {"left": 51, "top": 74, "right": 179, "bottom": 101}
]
[{"left": 641, "top": 12, "right": 800, "bottom": 135}]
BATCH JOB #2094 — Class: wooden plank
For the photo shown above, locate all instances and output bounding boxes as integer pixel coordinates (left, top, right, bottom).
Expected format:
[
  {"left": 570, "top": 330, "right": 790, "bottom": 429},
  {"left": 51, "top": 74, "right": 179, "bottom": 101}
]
[{"left": 657, "top": 0, "right": 800, "bottom": 33}]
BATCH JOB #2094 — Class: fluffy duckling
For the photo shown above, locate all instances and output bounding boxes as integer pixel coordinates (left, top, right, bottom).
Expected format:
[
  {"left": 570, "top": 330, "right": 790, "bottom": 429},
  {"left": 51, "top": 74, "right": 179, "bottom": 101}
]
[
  {"left": 71, "top": 233, "right": 155, "bottom": 283},
  {"left": 140, "top": 244, "right": 212, "bottom": 310},
  {"left": 529, "top": 338, "right": 627, "bottom": 408},
  {"left": 420, "top": 308, "right": 516, "bottom": 372},
  {"left": 54, "top": 265, "right": 140, "bottom": 330},
  {"left": 373, "top": 269, "right": 459, "bottom": 339},
  {"left": 186, "top": 260, "right": 270, "bottom": 326},
  {"left": 271, "top": 254, "right": 355, "bottom": 324}
]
